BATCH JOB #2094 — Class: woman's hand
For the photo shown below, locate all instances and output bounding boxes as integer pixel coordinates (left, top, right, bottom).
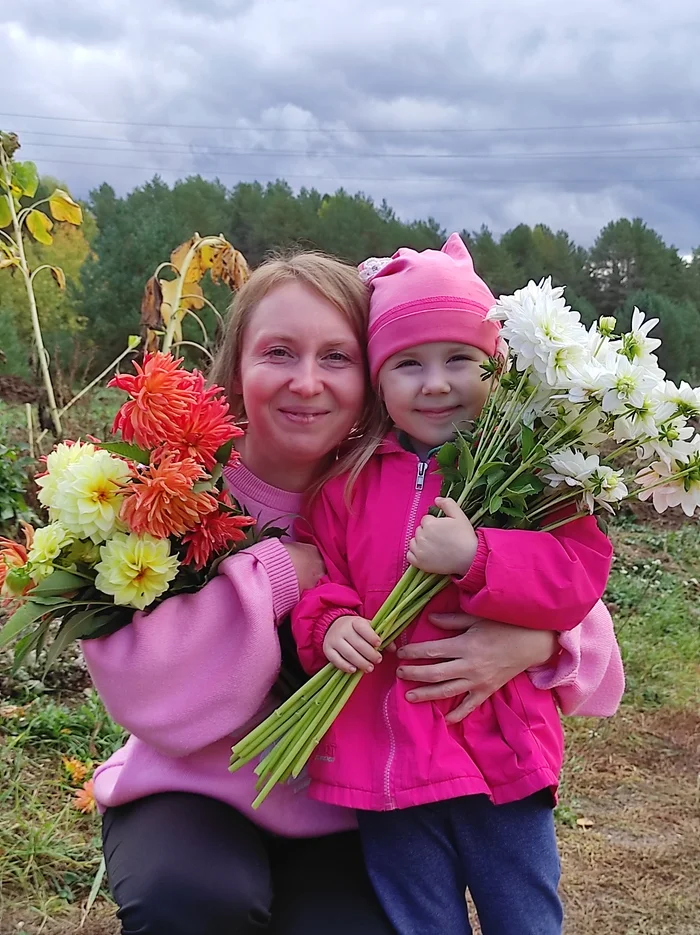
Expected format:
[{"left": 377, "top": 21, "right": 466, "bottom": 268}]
[
  {"left": 282, "top": 542, "right": 326, "bottom": 594},
  {"left": 394, "top": 614, "right": 558, "bottom": 723}
]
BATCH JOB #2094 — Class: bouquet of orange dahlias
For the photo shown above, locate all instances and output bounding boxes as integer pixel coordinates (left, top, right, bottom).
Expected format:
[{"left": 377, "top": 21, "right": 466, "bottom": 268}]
[{"left": 0, "top": 352, "right": 257, "bottom": 671}]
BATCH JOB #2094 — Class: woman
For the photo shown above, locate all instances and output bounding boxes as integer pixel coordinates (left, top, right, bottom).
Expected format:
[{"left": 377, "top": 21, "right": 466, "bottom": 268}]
[{"left": 83, "top": 251, "right": 623, "bottom": 935}]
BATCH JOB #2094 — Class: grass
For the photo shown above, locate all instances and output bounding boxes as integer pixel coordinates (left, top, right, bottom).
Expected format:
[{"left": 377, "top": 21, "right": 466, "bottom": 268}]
[
  {"left": 0, "top": 690, "right": 125, "bottom": 933},
  {"left": 0, "top": 391, "right": 698, "bottom": 932}
]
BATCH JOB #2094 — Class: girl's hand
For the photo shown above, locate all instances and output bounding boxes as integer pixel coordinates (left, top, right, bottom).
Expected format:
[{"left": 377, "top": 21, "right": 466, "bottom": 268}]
[
  {"left": 323, "top": 615, "right": 383, "bottom": 674},
  {"left": 396, "top": 614, "right": 558, "bottom": 722},
  {"left": 407, "top": 497, "right": 478, "bottom": 577}
]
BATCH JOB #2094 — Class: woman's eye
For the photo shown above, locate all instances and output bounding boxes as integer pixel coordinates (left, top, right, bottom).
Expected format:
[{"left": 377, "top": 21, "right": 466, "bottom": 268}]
[
  {"left": 326, "top": 351, "right": 350, "bottom": 363},
  {"left": 267, "top": 347, "right": 290, "bottom": 359}
]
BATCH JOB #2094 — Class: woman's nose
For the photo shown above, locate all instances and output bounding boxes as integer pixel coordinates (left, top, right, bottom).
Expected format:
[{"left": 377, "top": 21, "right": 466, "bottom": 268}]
[{"left": 288, "top": 358, "right": 324, "bottom": 396}]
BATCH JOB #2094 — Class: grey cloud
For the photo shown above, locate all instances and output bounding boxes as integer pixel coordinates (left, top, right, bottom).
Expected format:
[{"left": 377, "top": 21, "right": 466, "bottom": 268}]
[{"left": 3, "top": 0, "right": 700, "bottom": 250}]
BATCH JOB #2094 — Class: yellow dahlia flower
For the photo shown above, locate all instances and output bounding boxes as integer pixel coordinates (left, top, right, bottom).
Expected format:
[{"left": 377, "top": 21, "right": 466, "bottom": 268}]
[
  {"left": 51, "top": 449, "right": 131, "bottom": 543},
  {"left": 95, "top": 532, "right": 179, "bottom": 610},
  {"left": 36, "top": 441, "right": 97, "bottom": 511},
  {"left": 27, "top": 522, "right": 73, "bottom": 581}
]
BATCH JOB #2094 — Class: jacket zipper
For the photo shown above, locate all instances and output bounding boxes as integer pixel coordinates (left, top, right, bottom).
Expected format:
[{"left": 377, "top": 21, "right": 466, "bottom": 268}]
[{"left": 382, "top": 457, "right": 429, "bottom": 809}]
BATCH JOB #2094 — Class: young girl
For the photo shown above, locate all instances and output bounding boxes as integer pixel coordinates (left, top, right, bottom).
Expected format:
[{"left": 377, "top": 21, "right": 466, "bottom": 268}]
[{"left": 291, "top": 235, "right": 615, "bottom": 935}]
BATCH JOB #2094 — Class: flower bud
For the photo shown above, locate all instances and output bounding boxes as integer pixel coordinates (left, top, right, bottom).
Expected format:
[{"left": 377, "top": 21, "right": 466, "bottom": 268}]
[
  {"left": 3, "top": 564, "right": 32, "bottom": 597},
  {"left": 598, "top": 316, "right": 617, "bottom": 337}
]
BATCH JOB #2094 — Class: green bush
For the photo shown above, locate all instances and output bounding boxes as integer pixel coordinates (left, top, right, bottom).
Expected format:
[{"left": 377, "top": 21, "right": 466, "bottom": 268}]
[{"left": 0, "top": 431, "right": 34, "bottom": 534}]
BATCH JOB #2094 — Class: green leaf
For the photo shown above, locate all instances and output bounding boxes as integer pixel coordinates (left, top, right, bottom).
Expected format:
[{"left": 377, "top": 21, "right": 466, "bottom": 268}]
[
  {"left": 11, "top": 161, "right": 39, "bottom": 198},
  {"left": 100, "top": 440, "right": 151, "bottom": 464},
  {"left": 435, "top": 442, "right": 458, "bottom": 470},
  {"left": 12, "top": 624, "right": 49, "bottom": 671},
  {"left": 485, "top": 467, "right": 507, "bottom": 489},
  {"left": 26, "top": 209, "right": 53, "bottom": 245},
  {"left": 192, "top": 463, "right": 223, "bottom": 493},
  {"left": 457, "top": 445, "right": 475, "bottom": 480},
  {"left": 0, "top": 600, "right": 66, "bottom": 649},
  {"left": 81, "top": 607, "right": 133, "bottom": 640},
  {"left": 43, "top": 608, "right": 103, "bottom": 672},
  {"left": 499, "top": 504, "right": 526, "bottom": 519},
  {"left": 0, "top": 195, "right": 11, "bottom": 229},
  {"left": 81, "top": 857, "right": 106, "bottom": 928},
  {"left": 508, "top": 473, "right": 545, "bottom": 495},
  {"left": 521, "top": 424, "right": 536, "bottom": 460},
  {"left": 476, "top": 460, "right": 509, "bottom": 479},
  {"left": 214, "top": 438, "right": 235, "bottom": 466},
  {"left": 489, "top": 494, "right": 503, "bottom": 514},
  {"left": 30, "top": 569, "right": 88, "bottom": 596}
]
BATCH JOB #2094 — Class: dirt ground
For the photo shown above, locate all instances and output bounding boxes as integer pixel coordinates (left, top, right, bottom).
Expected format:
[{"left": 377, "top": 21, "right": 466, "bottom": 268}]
[{"left": 1, "top": 705, "right": 697, "bottom": 935}]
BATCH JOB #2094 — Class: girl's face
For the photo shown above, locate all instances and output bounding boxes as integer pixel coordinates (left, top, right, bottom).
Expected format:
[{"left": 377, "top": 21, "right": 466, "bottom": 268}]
[
  {"left": 237, "top": 281, "right": 366, "bottom": 487},
  {"left": 379, "top": 342, "right": 491, "bottom": 448}
]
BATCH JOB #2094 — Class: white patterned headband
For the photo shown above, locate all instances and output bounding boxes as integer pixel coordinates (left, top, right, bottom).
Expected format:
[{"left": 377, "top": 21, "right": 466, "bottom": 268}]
[{"left": 357, "top": 256, "right": 393, "bottom": 284}]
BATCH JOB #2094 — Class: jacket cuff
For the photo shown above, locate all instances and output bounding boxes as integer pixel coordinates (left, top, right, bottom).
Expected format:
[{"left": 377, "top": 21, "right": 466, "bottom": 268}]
[
  {"left": 246, "top": 539, "right": 300, "bottom": 623},
  {"left": 454, "top": 529, "right": 488, "bottom": 594}
]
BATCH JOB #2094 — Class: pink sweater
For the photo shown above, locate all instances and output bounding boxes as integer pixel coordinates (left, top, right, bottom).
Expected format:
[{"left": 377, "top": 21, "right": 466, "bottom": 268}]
[
  {"left": 292, "top": 435, "right": 618, "bottom": 811},
  {"left": 83, "top": 460, "right": 623, "bottom": 837}
]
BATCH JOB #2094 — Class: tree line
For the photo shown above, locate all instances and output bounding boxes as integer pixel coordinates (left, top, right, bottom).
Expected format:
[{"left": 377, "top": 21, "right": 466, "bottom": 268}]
[{"left": 1, "top": 175, "right": 700, "bottom": 386}]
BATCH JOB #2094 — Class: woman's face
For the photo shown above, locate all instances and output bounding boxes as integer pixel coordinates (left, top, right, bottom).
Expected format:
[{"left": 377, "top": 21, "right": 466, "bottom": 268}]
[{"left": 238, "top": 281, "right": 366, "bottom": 485}]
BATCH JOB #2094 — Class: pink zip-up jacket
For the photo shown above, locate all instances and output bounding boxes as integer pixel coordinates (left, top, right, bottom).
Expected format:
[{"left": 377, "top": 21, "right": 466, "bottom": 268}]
[
  {"left": 82, "top": 460, "right": 622, "bottom": 837},
  {"left": 291, "top": 435, "right": 615, "bottom": 811}
]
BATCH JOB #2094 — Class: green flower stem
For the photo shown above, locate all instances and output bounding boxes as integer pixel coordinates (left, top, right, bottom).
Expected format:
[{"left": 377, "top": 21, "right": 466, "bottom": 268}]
[
  {"left": 525, "top": 489, "right": 582, "bottom": 521},
  {"left": 230, "top": 665, "right": 338, "bottom": 763},
  {"left": 237, "top": 572, "right": 451, "bottom": 805},
  {"left": 289, "top": 671, "right": 364, "bottom": 779},
  {"left": 252, "top": 688, "right": 329, "bottom": 778},
  {"left": 254, "top": 687, "right": 332, "bottom": 782},
  {"left": 252, "top": 673, "right": 353, "bottom": 807}
]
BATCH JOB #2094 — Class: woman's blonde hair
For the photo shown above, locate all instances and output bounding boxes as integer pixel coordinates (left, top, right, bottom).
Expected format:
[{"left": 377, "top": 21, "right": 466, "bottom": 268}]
[{"left": 209, "top": 248, "right": 385, "bottom": 492}]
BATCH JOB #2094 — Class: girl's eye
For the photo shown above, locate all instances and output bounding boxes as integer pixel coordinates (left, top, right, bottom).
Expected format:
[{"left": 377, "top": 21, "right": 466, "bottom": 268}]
[
  {"left": 448, "top": 354, "right": 474, "bottom": 364},
  {"left": 396, "top": 359, "right": 420, "bottom": 369}
]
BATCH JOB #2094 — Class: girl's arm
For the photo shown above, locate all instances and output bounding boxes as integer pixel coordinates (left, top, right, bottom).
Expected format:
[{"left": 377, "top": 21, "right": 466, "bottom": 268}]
[
  {"left": 81, "top": 539, "right": 299, "bottom": 758},
  {"left": 291, "top": 481, "right": 365, "bottom": 676},
  {"left": 455, "top": 515, "right": 613, "bottom": 631}
]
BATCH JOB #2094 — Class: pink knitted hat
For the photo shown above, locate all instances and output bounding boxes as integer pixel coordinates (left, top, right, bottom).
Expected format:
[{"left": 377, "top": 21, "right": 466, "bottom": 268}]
[{"left": 360, "top": 233, "right": 500, "bottom": 385}]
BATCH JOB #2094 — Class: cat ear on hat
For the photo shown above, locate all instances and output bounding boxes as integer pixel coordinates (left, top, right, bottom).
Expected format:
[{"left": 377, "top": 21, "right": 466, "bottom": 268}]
[{"left": 441, "top": 232, "right": 475, "bottom": 270}]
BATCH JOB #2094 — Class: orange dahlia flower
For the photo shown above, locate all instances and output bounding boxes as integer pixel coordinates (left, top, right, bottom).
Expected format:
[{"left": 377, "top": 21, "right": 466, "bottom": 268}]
[
  {"left": 109, "top": 352, "right": 201, "bottom": 450},
  {"left": 181, "top": 493, "right": 255, "bottom": 570},
  {"left": 120, "top": 453, "right": 218, "bottom": 539},
  {"left": 160, "top": 372, "right": 243, "bottom": 470},
  {"left": 72, "top": 779, "right": 96, "bottom": 814},
  {"left": 0, "top": 522, "right": 34, "bottom": 600}
]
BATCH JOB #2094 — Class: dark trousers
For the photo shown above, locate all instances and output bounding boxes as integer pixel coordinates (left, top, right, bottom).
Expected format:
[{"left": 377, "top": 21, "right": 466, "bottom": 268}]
[
  {"left": 102, "top": 792, "right": 394, "bottom": 935},
  {"left": 357, "top": 792, "right": 562, "bottom": 935}
]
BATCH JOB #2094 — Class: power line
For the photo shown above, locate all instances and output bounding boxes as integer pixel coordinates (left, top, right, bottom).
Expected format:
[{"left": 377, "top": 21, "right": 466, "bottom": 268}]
[
  {"left": 31, "top": 156, "right": 700, "bottom": 184},
  {"left": 3, "top": 110, "right": 700, "bottom": 133},
  {"left": 16, "top": 137, "right": 700, "bottom": 161}
]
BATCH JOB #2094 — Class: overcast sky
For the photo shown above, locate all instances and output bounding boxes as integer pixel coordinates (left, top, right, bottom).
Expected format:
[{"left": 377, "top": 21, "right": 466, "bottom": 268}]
[{"left": 3, "top": 0, "right": 700, "bottom": 251}]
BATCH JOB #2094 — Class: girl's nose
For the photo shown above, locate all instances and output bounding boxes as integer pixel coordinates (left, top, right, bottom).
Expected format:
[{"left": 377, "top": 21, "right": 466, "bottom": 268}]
[
  {"left": 288, "top": 358, "right": 324, "bottom": 397},
  {"left": 421, "top": 368, "right": 451, "bottom": 395}
]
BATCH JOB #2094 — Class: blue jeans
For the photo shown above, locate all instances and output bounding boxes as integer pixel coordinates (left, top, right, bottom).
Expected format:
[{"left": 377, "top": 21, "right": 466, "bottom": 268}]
[{"left": 357, "top": 792, "right": 562, "bottom": 935}]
